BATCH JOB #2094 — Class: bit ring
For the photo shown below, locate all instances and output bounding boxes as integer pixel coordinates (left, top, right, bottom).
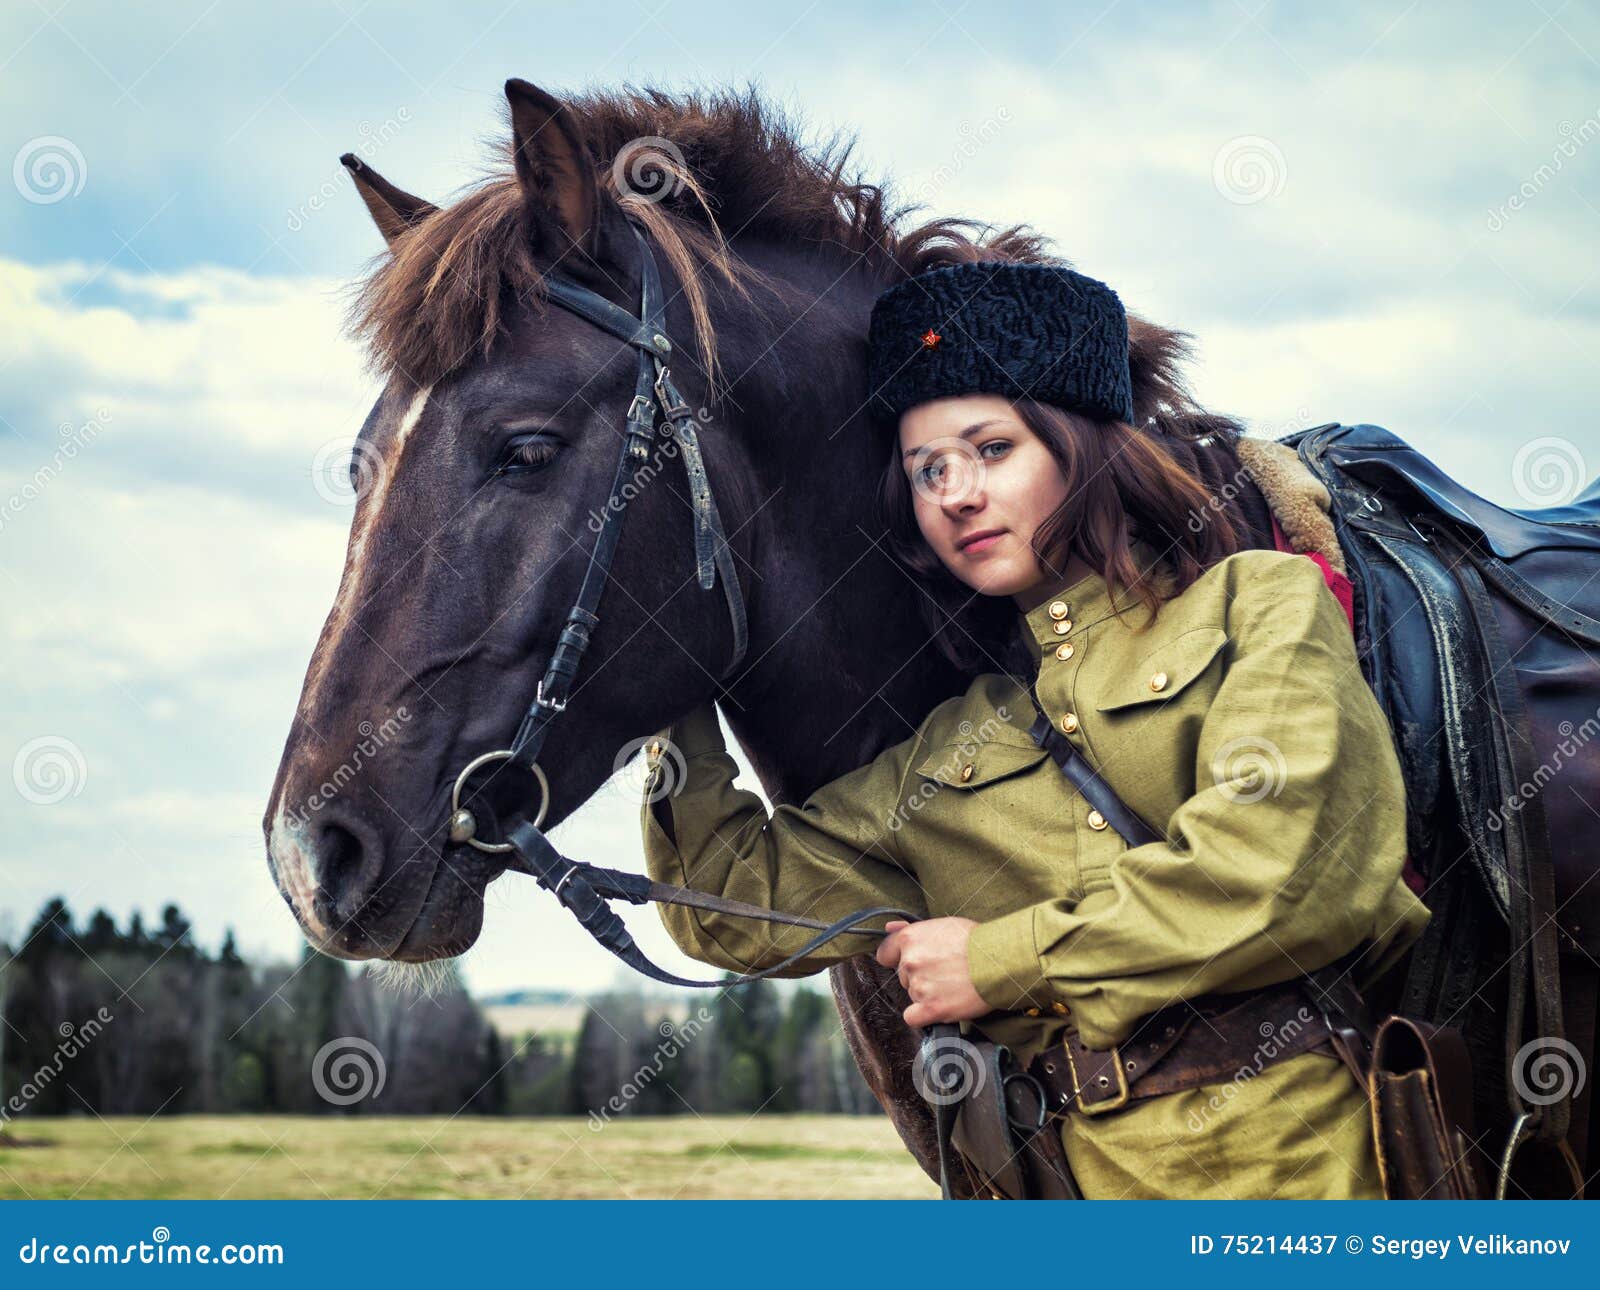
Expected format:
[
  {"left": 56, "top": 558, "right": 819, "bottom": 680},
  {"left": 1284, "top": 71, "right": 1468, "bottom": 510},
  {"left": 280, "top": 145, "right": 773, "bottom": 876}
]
[{"left": 448, "top": 749, "right": 549, "bottom": 853}]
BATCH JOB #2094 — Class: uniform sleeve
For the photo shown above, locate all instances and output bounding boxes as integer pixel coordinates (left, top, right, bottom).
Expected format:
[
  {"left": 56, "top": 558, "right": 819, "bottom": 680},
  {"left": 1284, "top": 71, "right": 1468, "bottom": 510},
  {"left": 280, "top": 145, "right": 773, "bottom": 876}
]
[
  {"left": 640, "top": 700, "right": 932, "bottom": 976},
  {"left": 964, "top": 554, "right": 1431, "bottom": 1049}
]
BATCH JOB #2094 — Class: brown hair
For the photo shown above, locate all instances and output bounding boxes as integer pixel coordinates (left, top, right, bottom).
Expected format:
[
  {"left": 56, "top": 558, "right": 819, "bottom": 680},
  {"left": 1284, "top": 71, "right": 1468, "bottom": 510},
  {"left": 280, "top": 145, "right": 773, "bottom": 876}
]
[{"left": 878, "top": 400, "right": 1254, "bottom": 676}]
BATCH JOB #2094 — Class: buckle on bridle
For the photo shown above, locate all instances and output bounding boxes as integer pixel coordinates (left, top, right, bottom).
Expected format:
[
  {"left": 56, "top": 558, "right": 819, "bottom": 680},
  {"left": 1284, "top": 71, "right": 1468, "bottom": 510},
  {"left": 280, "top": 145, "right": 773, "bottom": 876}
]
[
  {"left": 1062, "top": 1039, "right": 1130, "bottom": 1115},
  {"left": 535, "top": 677, "right": 568, "bottom": 712}
]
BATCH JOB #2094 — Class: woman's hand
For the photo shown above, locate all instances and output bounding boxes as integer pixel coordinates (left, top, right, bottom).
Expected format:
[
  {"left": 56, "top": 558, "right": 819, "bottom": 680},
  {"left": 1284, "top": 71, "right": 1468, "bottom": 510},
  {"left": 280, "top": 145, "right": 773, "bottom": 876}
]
[{"left": 875, "top": 917, "right": 991, "bottom": 1027}]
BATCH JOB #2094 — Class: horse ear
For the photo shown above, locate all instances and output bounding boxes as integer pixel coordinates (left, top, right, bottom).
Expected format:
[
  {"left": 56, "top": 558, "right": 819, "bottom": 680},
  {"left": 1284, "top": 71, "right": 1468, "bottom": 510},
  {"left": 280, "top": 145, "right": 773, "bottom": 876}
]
[
  {"left": 504, "top": 78, "right": 602, "bottom": 264},
  {"left": 340, "top": 154, "right": 438, "bottom": 247}
]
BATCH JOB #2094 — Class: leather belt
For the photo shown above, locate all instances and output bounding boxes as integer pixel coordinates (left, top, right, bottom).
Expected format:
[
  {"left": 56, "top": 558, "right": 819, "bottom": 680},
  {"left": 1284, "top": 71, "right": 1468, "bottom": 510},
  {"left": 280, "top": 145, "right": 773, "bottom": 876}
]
[{"left": 1029, "top": 979, "right": 1359, "bottom": 1117}]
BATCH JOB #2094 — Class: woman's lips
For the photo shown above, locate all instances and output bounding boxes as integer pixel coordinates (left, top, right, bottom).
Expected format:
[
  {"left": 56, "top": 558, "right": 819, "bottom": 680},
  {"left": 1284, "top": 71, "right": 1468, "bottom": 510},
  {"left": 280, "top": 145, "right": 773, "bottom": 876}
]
[{"left": 959, "top": 531, "right": 1006, "bottom": 555}]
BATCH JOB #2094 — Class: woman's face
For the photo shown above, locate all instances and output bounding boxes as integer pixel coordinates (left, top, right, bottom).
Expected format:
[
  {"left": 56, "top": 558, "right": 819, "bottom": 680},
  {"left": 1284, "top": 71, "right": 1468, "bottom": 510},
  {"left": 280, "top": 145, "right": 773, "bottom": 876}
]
[{"left": 897, "top": 392, "right": 1072, "bottom": 600}]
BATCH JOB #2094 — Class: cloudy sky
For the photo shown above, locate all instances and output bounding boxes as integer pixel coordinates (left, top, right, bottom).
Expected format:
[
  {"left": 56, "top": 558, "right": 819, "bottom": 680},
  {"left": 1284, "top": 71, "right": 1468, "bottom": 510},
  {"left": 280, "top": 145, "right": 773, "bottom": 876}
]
[{"left": 2, "top": 0, "right": 1595, "bottom": 996}]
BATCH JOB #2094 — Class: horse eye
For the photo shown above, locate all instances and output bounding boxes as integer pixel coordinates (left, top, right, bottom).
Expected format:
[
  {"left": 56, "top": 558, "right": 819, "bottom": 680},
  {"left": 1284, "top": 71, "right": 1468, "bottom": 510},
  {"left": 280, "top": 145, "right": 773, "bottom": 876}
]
[{"left": 495, "top": 434, "right": 562, "bottom": 477}]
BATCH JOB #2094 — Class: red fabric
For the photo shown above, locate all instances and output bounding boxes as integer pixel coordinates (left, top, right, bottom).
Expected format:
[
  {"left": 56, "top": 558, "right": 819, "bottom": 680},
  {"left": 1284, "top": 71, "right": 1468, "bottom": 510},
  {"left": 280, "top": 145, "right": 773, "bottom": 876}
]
[{"left": 1267, "top": 517, "right": 1425, "bottom": 897}]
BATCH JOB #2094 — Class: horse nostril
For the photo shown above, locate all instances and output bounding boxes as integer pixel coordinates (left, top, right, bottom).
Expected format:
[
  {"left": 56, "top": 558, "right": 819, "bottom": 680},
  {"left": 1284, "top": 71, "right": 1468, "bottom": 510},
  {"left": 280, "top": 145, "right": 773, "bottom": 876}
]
[{"left": 314, "top": 819, "right": 379, "bottom": 917}]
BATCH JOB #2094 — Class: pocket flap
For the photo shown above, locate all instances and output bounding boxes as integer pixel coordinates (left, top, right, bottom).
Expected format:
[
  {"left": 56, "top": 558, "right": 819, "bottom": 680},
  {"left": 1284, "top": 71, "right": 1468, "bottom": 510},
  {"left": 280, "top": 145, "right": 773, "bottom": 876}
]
[
  {"left": 1095, "top": 627, "right": 1230, "bottom": 712},
  {"left": 913, "top": 738, "right": 1048, "bottom": 787}
]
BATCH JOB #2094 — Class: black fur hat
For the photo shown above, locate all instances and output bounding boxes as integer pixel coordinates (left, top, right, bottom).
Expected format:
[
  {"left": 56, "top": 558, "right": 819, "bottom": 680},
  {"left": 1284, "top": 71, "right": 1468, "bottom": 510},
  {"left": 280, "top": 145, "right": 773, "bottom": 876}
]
[{"left": 866, "top": 261, "right": 1134, "bottom": 426}]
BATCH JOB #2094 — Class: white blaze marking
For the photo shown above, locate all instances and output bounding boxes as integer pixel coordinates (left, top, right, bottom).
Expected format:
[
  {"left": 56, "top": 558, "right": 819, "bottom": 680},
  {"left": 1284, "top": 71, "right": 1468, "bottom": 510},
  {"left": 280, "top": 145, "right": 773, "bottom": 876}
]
[{"left": 297, "top": 383, "right": 432, "bottom": 720}]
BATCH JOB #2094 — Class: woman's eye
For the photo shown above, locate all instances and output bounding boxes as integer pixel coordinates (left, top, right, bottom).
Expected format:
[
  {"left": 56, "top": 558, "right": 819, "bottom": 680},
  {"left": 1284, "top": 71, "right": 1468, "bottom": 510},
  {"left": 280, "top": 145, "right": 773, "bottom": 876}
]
[
  {"left": 494, "top": 434, "right": 561, "bottom": 476},
  {"left": 978, "top": 439, "right": 1010, "bottom": 460}
]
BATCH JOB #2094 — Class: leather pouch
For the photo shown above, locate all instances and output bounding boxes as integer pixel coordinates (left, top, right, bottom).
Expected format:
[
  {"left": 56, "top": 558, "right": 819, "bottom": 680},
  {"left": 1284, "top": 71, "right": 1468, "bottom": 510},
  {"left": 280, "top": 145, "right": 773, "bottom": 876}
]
[
  {"left": 1368, "top": 1014, "right": 1483, "bottom": 1199},
  {"left": 950, "top": 1040, "right": 1079, "bottom": 1199}
]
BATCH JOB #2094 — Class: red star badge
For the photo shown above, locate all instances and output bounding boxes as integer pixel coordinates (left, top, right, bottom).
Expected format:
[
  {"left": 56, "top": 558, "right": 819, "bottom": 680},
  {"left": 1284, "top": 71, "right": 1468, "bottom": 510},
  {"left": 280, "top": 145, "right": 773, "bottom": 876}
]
[{"left": 920, "top": 328, "right": 942, "bottom": 349}]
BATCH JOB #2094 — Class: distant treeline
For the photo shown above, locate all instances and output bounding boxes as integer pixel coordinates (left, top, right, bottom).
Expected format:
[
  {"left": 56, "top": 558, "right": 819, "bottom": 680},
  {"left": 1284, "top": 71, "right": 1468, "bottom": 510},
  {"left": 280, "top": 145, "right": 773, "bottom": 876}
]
[{"left": 0, "top": 899, "right": 882, "bottom": 1122}]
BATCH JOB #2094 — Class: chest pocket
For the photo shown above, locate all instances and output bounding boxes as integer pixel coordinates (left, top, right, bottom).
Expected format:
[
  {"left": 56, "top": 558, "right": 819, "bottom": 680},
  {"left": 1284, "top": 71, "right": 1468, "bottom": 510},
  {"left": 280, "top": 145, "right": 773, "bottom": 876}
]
[
  {"left": 1094, "top": 627, "right": 1230, "bottom": 713},
  {"left": 913, "top": 739, "right": 1049, "bottom": 787}
]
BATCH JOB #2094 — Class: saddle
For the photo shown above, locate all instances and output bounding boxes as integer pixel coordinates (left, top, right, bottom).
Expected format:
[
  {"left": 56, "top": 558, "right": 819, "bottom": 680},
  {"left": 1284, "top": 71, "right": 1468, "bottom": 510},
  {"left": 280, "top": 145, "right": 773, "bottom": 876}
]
[{"left": 1270, "top": 422, "right": 1600, "bottom": 1198}]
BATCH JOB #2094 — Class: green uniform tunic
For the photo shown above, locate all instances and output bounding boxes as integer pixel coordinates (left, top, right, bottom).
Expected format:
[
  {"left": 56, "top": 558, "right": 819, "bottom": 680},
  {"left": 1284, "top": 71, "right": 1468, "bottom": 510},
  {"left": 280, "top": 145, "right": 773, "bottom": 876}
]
[{"left": 640, "top": 547, "right": 1431, "bottom": 1198}]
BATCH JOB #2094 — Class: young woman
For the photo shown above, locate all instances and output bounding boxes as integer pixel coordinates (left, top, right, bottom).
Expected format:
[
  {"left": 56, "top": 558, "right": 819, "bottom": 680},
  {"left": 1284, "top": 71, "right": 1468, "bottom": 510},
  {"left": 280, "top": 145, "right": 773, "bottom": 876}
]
[{"left": 639, "top": 260, "right": 1431, "bottom": 1199}]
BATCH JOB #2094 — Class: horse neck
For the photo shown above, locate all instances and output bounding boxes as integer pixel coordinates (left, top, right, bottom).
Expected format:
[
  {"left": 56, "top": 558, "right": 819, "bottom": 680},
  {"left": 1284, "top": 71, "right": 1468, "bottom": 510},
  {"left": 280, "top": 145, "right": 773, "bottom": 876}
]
[{"left": 702, "top": 246, "right": 967, "bottom": 805}]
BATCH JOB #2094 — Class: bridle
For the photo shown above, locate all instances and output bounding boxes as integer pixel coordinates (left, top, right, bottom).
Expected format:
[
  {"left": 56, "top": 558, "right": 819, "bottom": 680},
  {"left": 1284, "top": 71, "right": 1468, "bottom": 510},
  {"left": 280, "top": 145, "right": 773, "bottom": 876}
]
[
  {"left": 439, "top": 220, "right": 920, "bottom": 990},
  {"left": 446, "top": 219, "right": 748, "bottom": 853}
]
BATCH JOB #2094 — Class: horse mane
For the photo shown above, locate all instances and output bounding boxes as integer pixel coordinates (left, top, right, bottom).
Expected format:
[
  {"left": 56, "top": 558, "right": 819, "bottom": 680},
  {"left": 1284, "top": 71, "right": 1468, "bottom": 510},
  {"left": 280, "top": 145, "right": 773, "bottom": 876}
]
[{"left": 349, "top": 82, "right": 1244, "bottom": 448}]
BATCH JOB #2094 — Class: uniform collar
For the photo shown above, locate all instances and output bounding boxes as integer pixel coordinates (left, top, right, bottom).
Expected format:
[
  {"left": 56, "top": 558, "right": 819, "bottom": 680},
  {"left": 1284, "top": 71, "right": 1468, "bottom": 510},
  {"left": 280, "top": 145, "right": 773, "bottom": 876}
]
[{"left": 1014, "top": 539, "right": 1170, "bottom": 650}]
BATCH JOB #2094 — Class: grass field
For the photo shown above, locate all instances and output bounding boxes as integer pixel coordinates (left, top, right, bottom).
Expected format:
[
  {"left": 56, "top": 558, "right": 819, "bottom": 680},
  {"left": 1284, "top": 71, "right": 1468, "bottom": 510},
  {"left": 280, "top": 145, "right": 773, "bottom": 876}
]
[{"left": 0, "top": 1115, "right": 940, "bottom": 1199}]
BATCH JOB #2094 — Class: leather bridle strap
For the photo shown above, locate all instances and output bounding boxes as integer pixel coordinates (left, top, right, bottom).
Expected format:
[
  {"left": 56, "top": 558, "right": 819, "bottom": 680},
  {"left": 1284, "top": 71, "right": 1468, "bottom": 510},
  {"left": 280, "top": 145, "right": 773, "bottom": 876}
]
[{"left": 507, "top": 222, "right": 748, "bottom": 773}]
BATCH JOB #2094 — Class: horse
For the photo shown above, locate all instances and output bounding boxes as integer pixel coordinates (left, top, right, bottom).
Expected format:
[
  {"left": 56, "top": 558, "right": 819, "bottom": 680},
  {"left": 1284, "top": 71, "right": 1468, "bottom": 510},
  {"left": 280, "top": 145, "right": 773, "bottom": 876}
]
[{"left": 264, "top": 78, "right": 1596, "bottom": 1197}]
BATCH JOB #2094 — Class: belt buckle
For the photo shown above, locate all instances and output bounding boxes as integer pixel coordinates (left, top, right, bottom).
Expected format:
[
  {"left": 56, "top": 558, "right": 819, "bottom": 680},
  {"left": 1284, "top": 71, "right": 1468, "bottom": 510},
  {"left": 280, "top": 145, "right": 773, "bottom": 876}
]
[{"left": 1062, "top": 1039, "right": 1130, "bottom": 1116}]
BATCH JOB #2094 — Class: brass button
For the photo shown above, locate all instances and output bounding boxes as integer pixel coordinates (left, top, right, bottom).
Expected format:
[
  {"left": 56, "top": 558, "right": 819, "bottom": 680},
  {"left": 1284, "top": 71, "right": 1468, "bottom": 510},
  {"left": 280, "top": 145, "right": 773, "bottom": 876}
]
[
  {"left": 1052, "top": 619, "right": 1071, "bottom": 636},
  {"left": 1048, "top": 599, "right": 1070, "bottom": 620},
  {"left": 959, "top": 763, "right": 974, "bottom": 782},
  {"left": 1149, "top": 670, "right": 1168, "bottom": 692},
  {"left": 1024, "top": 1007, "right": 1041, "bottom": 1017},
  {"left": 1059, "top": 712, "right": 1079, "bottom": 735},
  {"left": 1087, "top": 809, "right": 1108, "bottom": 830},
  {"left": 1055, "top": 642, "right": 1074, "bottom": 661},
  {"left": 1052, "top": 1001, "right": 1071, "bottom": 1015}
]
